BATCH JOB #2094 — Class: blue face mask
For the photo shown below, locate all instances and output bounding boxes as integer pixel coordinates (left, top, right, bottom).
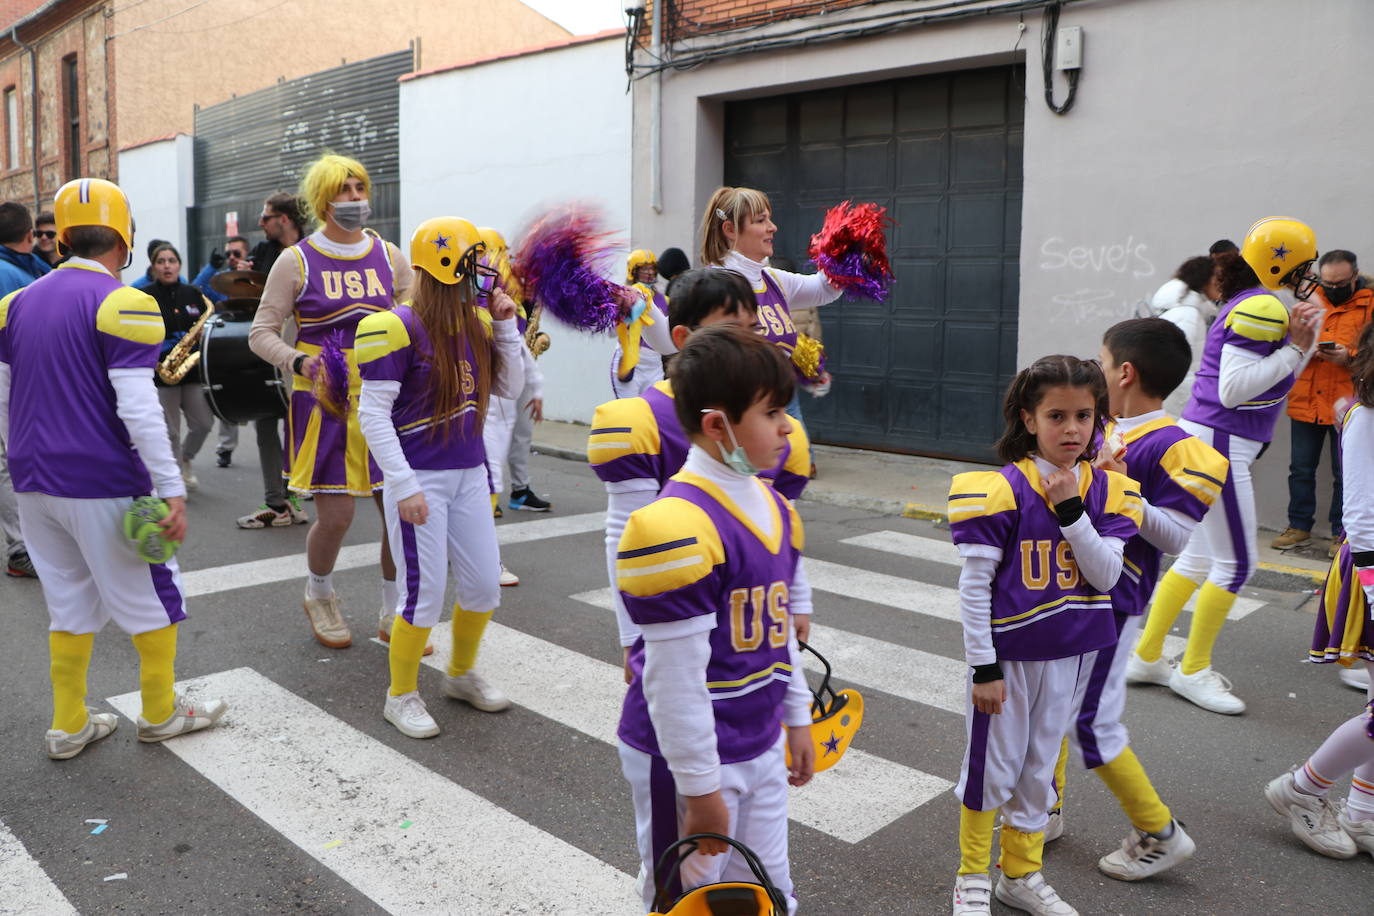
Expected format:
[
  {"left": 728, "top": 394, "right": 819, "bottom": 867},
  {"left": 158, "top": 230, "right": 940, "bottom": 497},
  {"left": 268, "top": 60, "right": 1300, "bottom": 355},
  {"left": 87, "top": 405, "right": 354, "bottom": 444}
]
[{"left": 701, "top": 409, "right": 759, "bottom": 476}]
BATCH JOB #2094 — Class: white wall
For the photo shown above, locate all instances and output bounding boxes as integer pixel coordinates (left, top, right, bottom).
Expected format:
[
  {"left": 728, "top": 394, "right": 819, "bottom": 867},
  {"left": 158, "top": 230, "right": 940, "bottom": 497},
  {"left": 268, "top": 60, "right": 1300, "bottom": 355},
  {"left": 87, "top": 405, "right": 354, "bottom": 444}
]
[
  {"left": 400, "top": 36, "right": 632, "bottom": 425},
  {"left": 117, "top": 134, "right": 195, "bottom": 284},
  {"left": 631, "top": 0, "right": 1374, "bottom": 530}
]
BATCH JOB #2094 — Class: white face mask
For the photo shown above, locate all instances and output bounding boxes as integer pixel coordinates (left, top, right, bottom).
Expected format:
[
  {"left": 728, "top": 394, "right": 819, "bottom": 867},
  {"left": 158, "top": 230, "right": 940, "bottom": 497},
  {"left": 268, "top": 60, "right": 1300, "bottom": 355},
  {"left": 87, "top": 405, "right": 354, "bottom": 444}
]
[
  {"left": 329, "top": 199, "right": 371, "bottom": 231},
  {"left": 700, "top": 409, "right": 759, "bottom": 476}
]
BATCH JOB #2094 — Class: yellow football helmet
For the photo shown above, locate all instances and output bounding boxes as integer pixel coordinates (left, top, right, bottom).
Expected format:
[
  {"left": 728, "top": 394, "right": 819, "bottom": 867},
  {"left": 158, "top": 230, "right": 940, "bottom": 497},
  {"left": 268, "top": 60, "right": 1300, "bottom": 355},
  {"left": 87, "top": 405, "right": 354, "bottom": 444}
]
[
  {"left": 627, "top": 248, "right": 657, "bottom": 283},
  {"left": 476, "top": 225, "right": 521, "bottom": 299},
  {"left": 784, "top": 640, "right": 864, "bottom": 774},
  {"left": 54, "top": 178, "right": 134, "bottom": 252},
  {"left": 1242, "top": 217, "right": 1319, "bottom": 299},
  {"left": 648, "top": 834, "right": 788, "bottom": 916},
  {"left": 410, "top": 216, "right": 487, "bottom": 289}
]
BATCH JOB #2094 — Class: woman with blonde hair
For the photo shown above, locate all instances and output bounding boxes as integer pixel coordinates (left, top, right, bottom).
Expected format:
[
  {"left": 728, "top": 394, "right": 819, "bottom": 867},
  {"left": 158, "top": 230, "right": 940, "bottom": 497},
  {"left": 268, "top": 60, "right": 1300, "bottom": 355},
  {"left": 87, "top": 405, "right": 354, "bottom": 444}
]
[
  {"left": 699, "top": 186, "right": 843, "bottom": 419},
  {"left": 357, "top": 217, "right": 526, "bottom": 734},
  {"left": 249, "top": 153, "right": 413, "bottom": 649}
]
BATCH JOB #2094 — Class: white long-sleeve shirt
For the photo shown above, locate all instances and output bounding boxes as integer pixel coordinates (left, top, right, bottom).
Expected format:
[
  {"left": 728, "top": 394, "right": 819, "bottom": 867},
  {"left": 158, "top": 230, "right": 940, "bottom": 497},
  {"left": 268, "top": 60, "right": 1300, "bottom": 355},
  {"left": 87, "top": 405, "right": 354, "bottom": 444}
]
[{"left": 718, "top": 249, "right": 844, "bottom": 310}]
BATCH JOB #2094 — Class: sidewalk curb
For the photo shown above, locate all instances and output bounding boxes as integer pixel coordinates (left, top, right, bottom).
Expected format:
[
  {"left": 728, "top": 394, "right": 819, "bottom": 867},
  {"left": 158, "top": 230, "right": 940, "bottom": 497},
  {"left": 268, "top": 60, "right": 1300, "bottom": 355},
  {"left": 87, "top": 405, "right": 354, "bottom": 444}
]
[{"left": 533, "top": 439, "right": 1322, "bottom": 593}]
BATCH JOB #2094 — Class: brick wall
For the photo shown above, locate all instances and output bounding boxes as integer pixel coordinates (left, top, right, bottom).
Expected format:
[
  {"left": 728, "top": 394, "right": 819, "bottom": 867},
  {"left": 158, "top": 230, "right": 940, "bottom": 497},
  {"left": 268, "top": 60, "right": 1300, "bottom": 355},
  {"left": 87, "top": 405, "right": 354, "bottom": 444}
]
[
  {"left": 668, "top": 0, "right": 878, "bottom": 37},
  {"left": 0, "top": 0, "right": 47, "bottom": 30}
]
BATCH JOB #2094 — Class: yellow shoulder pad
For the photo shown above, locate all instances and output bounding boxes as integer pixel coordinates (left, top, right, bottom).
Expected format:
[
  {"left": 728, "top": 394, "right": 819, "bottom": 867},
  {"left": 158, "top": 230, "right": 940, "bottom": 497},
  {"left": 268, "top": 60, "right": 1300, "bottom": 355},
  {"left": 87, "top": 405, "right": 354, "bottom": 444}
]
[
  {"left": 786, "top": 499, "right": 805, "bottom": 552},
  {"left": 617, "top": 498, "right": 725, "bottom": 597},
  {"left": 354, "top": 310, "right": 410, "bottom": 365},
  {"left": 1103, "top": 469, "right": 1145, "bottom": 527},
  {"left": 0, "top": 289, "right": 18, "bottom": 331},
  {"left": 782, "top": 416, "right": 811, "bottom": 476},
  {"left": 1159, "top": 436, "right": 1229, "bottom": 507},
  {"left": 95, "top": 286, "right": 164, "bottom": 344},
  {"left": 1224, "top": 293, "right": 1289, "bottom": 342},
  {"left": 587, "top": 396, "right": 660, "bottom": 463},
  {"left": 947, "top": 471, "right": 1015, "bottom": 523}
]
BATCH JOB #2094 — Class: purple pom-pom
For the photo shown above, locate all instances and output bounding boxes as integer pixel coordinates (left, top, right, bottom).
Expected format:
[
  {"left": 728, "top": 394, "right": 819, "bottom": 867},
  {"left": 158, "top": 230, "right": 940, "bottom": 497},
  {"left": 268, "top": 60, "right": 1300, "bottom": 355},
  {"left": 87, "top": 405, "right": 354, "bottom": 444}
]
[
  {"left": 313, "top": 331, "right": 351, "bottom": 420},
  {"left": 513, "top": 205, "right": 630, "bottom": 334},
  {"left": 814, "top": 250, "right": 891, "bottom": 302}
]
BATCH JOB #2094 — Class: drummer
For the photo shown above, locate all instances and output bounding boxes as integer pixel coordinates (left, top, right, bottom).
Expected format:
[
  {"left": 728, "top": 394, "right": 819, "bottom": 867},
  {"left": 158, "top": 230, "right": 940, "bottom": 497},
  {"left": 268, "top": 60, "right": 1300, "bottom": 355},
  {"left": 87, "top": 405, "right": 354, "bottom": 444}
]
[
  {"left": 248, "top": 153, "right": 413, "bottom": 649},
  {"left": 192, "top": 236, "right": 252, "bottom": 305}
]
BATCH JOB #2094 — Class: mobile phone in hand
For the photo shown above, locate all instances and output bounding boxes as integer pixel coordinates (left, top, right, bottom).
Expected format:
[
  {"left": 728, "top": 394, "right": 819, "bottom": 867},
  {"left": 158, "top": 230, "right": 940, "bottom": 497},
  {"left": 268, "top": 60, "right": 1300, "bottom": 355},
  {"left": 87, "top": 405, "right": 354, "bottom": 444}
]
[{"left": 1318, "top": 341, "right": 1337, "bottom": 350}]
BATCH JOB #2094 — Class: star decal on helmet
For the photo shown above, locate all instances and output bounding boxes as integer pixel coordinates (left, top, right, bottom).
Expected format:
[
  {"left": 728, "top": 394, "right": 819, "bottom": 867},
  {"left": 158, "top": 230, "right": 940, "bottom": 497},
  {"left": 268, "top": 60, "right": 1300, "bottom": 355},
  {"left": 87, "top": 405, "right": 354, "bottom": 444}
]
[
  {"left": 431, "top": 233, "right": 451, "bottom": 252},
  {"left": 822, "top": 731, "right": 841, "bottom": 756},
  {"left": 1271, "top": 243, "right": 1290, "bottom": 260}
]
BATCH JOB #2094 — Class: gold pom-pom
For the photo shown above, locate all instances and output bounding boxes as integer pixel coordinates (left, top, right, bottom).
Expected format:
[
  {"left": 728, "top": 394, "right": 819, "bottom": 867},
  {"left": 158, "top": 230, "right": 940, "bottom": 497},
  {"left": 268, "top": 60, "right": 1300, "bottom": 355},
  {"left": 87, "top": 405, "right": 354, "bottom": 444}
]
[{"left": 792, "top": 333, "right": 825, "bottom": 383}]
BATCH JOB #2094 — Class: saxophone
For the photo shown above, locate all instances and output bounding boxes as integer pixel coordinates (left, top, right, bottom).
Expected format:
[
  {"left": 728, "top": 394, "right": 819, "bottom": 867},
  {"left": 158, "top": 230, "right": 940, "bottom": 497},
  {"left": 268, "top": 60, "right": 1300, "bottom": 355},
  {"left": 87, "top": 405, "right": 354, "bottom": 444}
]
[
  {"left": 157, "top": 299, "right": 215, "bottom": 384},
  {"left": 524, "top": 303, "right": 551, "bottom": 358}
]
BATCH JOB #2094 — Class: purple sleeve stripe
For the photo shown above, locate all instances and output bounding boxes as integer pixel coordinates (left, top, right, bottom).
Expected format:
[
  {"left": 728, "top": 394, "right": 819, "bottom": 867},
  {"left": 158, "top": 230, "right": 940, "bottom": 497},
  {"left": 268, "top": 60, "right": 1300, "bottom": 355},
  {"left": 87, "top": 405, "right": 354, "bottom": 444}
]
[
  {"left": 949, "top": 492, "right": 988, "bottom": 500},
  {"left": 617, "top": 536, "right": 698, "bottom": 560},
  {"left": 1182, "top": 467, "right": 1225, "bottom": 488},
  {"left": 591, "top": 453, "right": 659, "bottom": 481},
  {"left": 1232, "top": 308, "right": 1285, "bottom": 326},
  {"left": 118, "top": 309, "right": 160, "bottom": 315},
  {"left": 591, "top": 426, "right": 634, "bottom": 434},
  {"left": 354, "top": 329, "right": 386, "bottom": 339}
]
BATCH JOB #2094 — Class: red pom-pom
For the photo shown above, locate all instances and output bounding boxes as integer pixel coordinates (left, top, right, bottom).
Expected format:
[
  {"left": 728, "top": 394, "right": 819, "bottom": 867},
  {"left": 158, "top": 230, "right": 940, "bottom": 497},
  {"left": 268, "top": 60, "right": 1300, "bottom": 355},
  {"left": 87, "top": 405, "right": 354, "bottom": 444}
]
[{"left": 808, "top": 201, "right": 894, "bottom": 301}]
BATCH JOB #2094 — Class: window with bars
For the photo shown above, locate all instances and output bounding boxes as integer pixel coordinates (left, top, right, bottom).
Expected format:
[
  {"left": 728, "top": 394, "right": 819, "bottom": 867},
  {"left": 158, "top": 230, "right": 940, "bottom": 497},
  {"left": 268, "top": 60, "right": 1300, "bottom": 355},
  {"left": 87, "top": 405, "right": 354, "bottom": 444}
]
[
  {"left": 4, "top": 87, "right": 17, "bottom": 171},
  {"left": 63, "top": 56, "right": 79, "bottom": 180}
]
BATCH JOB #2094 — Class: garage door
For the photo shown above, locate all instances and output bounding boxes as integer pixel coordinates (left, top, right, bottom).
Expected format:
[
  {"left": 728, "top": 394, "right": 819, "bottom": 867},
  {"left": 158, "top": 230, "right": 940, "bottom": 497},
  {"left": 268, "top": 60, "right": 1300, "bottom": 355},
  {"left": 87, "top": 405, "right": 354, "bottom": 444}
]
[{"left": 724, "top": 65, "right": 1023, "bottom": 461}]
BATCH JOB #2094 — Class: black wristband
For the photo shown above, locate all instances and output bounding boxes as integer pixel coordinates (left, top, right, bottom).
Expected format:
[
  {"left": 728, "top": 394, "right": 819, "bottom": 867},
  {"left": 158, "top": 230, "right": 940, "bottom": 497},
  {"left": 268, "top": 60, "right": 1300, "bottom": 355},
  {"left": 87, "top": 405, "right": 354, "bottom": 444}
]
[
  {"left": 292, "top": 353, "right": 307, "bottom": 376},
  {"left": 972, "top": 662, "right": 1004, "bottom": 684},
  {"left": 1353, "top": 549, "right": 1374, "bottom": 568},
  {"left": 1054, "top": 496, "right": 1085, "bottom": 527}
]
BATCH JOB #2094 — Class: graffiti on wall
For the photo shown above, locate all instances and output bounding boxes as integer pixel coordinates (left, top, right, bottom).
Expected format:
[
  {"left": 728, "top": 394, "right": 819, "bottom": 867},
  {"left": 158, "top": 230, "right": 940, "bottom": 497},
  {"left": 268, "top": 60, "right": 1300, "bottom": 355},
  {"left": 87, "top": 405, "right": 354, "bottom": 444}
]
[{"left": 1038, "top": 235, "right": 1158, "bottom": 323}]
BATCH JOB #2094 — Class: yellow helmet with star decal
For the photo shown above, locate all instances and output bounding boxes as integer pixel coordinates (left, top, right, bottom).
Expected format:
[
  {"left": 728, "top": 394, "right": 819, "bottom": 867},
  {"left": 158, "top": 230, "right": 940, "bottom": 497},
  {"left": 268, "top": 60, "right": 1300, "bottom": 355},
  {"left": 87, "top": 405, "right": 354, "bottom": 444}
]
[
  {"left": 1242, "top": 216, "right": 1319, "bottom": 299},
  {"left": 648, "top": 834, "right": 789, "bottom": 915},
  {"left": 410, "top": 216, "right": 485, "bottom": 287},
  {"left": 784, "top": 640, "right": 864, "bottom": 774}
]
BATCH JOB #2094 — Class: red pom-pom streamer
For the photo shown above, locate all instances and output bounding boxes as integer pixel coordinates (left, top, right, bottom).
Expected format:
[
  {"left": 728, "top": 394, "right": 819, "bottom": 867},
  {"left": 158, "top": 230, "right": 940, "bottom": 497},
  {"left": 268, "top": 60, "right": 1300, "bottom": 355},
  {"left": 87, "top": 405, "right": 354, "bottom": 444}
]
[
  {"left": 808, "top": 201, "right": 894, "bottom": 301},
  {"left": 513, "top": 205, "right": 633, "bottom": 334}
]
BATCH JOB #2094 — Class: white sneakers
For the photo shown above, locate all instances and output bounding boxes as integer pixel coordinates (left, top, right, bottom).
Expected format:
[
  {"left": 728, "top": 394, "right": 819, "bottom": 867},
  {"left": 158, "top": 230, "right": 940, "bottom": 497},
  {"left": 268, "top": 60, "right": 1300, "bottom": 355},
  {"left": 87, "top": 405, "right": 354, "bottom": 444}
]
[
  {"left": 303, "top": 589, "right": 351, "bottom": 648},
  {"left": 1339, "top": 665, "right": 1371, "bottom": 693},
  {"left": 383, "top": 691, "right": 440, "bottom": 739},
  {"left": 1097, "top": 820, "right": 1196, "bottom": 880},
  {"left": 1264, "top": 771, "right": 1358, "bottom": 859},
  {"left": 443, "top": 671, "right": 511, "bottom": 712},
  {"left": 376, "top": 608, "right": 434, "bottom": 656},
  {"left": 1042, "top": 808, "right": 1064, "bottom": 843},
  {"left": 1168, "top": 665, "right": 1246, "bottom": 715},
  {"left": 499, "top": 565, "right": 520, "bottom": 587},
  {"left": 179, "top": 458, "right": 199, "bottom": 491},
  {"left": 1124, "top": 652, "right": 1173, "bottom": 686},
  {"left": 1338, "top": 811, "right": 1374, "bottom": 858},
  {"left": 137, "top": 696, "right": 228, "bottom": 743},
  {"left": 994, "top": 871, "right": 1077, "bottom": 916},
  {"left": 951, "top": 873, "right": 991, "bottom": 915},
  {"left": 46, "top": 708, "right": 119, "bottom": 760}
]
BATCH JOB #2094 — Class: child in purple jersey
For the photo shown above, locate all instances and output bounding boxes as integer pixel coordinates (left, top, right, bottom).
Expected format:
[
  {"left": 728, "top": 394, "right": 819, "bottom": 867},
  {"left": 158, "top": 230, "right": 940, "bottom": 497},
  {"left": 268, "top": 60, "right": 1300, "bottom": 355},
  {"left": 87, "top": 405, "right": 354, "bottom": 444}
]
[
  {"left": 1131, "top": 221, "right": 1323, "bottom": 716},
  {"left": 948, "top": 356, "right": 1142, "bottom": 916},
  {"left": 588, "top": 269, "right": 815, "bottom": 683},
  {"left": 358, "top": 217, "right": 525, "bottom": 738},
  {"left": 1044, "top": 319, "right": 1227, "bottom": 881},
  {"left": 1266, "top": 321, "right": 1374, "bottom": 861},
  {"left": 616, "top": 325, "right": 814, "bottom": 915}
]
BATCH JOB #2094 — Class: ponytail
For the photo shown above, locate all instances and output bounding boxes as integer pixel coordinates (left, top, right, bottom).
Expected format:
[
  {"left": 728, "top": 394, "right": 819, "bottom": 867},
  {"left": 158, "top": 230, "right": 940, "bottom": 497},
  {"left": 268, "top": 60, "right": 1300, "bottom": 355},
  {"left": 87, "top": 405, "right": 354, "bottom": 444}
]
[{"left": 698, "top": 186, "right": 772, "bottom": 266}]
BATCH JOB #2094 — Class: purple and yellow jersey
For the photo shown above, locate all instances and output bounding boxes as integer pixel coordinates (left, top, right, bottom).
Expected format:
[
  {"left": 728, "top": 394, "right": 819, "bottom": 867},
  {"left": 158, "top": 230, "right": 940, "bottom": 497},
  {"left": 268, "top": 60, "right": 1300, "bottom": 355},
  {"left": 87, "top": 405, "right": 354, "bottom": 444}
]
[
  {"left": 1182, "top": 287, "right": 1294, "bottom": 442},
  {"left": 617, "top": 472, "right": 804, "bottom": 764},
  {"left": 0, "top": 264, "right": 164, "bottom": 498},
  {"left": 288, "top": 232, "right": 395, "bottom": 349},
  {"left": 948, "top": 459, "right": 1143, "bottom": 660},
  {"left": 355, "top": 303, "right": 490, "bottom": 471},
  {"left": 1111, "top": 418, "right": 1228, "bottom": 615},
  {"left": 586, "top": 380, "right": 811, "bottom": 500},
  {"left": 755, "top": 270, "right": 799, "bottom": 360}
]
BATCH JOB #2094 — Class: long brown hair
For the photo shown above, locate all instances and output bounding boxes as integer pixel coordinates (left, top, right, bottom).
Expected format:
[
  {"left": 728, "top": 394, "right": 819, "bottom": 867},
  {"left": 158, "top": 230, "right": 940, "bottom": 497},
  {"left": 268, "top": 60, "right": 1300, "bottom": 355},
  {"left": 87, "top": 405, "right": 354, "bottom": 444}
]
[
  {"left": 1350, "top": 321, "right": 1374, "bottom": 409},
  {"left": 409, "top": 270, "right": 500, "bottom": 441},
  {"left": 994, "top": 355, "right": 1108, "bottom": 464}
]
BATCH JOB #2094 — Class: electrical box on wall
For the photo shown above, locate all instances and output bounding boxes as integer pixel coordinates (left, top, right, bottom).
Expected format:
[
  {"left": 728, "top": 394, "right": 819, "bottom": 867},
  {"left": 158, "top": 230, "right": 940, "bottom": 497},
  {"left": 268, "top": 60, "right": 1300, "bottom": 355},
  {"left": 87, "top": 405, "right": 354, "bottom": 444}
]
[{"left": 1055, "top": 26, "right": 1083, "bottom": 71}]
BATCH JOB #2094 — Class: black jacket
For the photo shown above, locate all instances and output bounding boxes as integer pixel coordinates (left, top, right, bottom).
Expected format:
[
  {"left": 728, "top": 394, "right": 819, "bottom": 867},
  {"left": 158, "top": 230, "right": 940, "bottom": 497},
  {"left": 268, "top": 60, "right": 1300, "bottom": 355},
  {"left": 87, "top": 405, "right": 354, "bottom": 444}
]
[{"left": 148, "top": 280, "right": 210, "bottom": 386}]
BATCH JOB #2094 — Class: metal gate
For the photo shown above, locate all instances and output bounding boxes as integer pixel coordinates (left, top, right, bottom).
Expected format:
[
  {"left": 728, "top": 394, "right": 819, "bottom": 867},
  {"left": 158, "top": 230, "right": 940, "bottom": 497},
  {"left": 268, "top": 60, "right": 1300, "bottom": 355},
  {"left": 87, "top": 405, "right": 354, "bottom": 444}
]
[
  {"left": 190, "top": 49, "right": 413, "bottom": 269},
  {"left": 724, "top": 65, "right": 1024, "bottom": 461}
]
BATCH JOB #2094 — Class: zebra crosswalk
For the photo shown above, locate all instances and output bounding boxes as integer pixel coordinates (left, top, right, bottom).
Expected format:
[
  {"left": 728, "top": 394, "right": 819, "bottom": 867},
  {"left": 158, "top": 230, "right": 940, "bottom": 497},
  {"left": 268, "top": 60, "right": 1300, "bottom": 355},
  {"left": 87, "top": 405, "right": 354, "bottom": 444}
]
[{"left": 1, "top": 513, "right": 1294, "bottom": 915}]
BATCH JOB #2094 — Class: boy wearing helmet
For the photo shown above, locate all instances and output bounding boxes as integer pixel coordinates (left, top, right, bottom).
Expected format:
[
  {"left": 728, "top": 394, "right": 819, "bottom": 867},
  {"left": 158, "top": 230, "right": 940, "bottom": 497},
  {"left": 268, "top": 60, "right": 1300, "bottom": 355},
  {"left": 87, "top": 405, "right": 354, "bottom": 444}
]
[
  {"left": 0, "top": 178, "right": 226, "bottom": 759},
  {"left": 356, "top": 217, "right": 526, "bottom": 736},
  {"left": 1128, "top": 218, "right": 1322, "bottom": 714}
]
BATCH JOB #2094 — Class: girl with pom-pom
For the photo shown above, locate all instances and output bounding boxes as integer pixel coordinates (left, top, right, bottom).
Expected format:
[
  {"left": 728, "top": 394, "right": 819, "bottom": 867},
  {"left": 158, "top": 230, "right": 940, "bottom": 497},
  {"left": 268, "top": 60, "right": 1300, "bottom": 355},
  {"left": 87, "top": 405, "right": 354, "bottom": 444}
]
[
  {"left": 249, "top": 153, "right": 412, "bottom": 651},
  {"left": 699, "top": 186, "right": 843, "bottom": 420}
]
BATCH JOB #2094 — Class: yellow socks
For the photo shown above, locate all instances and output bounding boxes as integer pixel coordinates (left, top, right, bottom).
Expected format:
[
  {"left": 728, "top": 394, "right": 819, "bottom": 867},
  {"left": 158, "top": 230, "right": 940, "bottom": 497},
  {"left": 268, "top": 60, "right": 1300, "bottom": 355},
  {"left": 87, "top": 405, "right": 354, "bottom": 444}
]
[
  {"left": 131, "top": 624, "right": 178, "bottom": 725},
  {"left": 1134, "top": 570, "right": 1201, "bottom": 662},
  {"left": 1095, "top": 746, "right": 1172, "bottom": 833},
  {"left": 1053, "top": 736, "right": 1069, "bottom": 809},
  {"left": 999, "top": 824, "right": 1045, "bottom": 879},
  {"left": 957, "top": 806, "right": 997, "bottom": 875},
  {"left": 49, "top": 631, "right": 95, "bottom": 733},
  {"left": 388, "top": 617, "right": 432, "bottom": 697},
  {"left": 449, "top": 606, "right": 494, "bottom": 677},
  {"left": 1180, "top": 582, "right": 1238, "bottom": 675}
]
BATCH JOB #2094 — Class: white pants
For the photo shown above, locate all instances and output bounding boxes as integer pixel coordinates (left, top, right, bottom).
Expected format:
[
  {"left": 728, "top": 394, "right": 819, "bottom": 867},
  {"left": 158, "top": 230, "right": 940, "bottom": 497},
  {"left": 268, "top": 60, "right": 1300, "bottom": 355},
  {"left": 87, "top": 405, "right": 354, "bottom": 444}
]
[
  {"left": 1170, "top": 420, "right": 1263, "bottom": 592},
  {"left": 17, "top": 492, "right": 187, "bottom": 635},
  {"left": 482, "top": 378, "right": 537, "bottom": 496},
  {"left": 955, "top": 656, "right": 1081, "bottom": 833},
  {"left": 158, "top": 384, "right": 215, "bottom": 465},
  {"left": 610, "top": 346, "right": 664, "bottom": 400},
  {"left": 1069, "top": 614, "right": 1140, "bottom": 770},
  {"left": 619, "top": 737, "right": 797, "bottom": 915},
  {"left": 383, "top": 466, "right": 501, "bottom": 628}
]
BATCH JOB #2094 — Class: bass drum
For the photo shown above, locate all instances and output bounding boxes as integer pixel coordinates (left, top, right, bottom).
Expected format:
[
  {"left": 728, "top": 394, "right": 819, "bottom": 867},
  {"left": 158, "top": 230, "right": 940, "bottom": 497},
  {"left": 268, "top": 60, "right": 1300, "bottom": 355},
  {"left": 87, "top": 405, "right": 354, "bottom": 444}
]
[{"left": 201, "top": 314, "right": 288, "bottom": 423}]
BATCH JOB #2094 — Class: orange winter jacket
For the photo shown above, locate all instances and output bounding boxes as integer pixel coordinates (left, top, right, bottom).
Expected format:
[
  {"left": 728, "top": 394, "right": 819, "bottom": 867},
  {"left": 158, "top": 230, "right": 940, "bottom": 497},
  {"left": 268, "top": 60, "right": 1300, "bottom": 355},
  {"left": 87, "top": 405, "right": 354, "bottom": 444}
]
[{"left": 1288, "top": 282, "right": 1374, "bottom": 425}]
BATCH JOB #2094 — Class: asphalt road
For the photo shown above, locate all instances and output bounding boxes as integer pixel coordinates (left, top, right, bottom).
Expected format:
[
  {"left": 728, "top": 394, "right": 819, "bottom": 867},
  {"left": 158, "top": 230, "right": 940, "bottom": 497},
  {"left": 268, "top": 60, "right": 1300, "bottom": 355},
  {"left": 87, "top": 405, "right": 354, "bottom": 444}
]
[{"left": 1, "top": 452, "right": 1371, "bottom": 915}]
